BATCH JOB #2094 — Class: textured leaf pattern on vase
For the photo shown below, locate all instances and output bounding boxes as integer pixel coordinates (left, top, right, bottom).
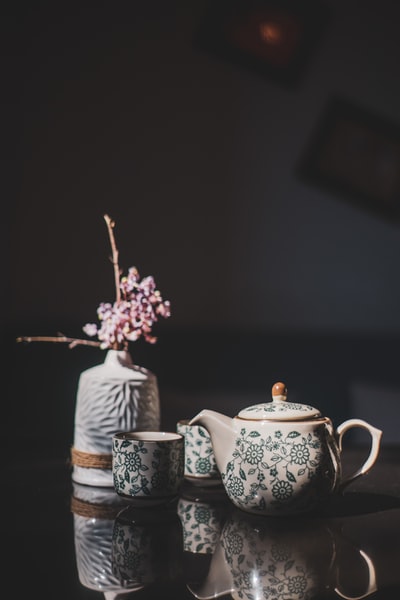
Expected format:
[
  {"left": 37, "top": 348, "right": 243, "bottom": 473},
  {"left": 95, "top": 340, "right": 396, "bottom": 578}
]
[{"left": 74, "top": 374, "right": 160, "bottom": 453}]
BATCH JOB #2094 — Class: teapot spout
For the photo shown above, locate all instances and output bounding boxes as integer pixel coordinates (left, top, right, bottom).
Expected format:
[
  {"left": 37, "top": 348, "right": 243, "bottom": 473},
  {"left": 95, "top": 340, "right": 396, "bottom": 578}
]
[{"left": 189, "top": 409, "right": 234, "bottom": 474}]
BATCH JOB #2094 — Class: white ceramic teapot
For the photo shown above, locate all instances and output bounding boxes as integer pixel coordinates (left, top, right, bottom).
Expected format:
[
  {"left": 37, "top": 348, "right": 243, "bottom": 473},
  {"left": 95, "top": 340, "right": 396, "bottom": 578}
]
[{"left": 189, "top": 382, "right": 382, "bottom": 516}]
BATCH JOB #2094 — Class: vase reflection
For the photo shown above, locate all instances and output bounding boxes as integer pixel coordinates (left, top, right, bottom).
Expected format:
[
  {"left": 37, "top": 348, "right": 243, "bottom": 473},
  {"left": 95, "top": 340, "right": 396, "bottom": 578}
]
[
  {"left": 71, "top": 483, "right": 144, "bottom": 598},
  {"left": 72, "top": 483, "right": 184, "bottom": 597}
]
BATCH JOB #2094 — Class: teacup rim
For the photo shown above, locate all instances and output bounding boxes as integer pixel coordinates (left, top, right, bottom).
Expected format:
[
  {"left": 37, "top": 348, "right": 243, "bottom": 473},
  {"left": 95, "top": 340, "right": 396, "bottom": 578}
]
[{"left": 113, "top": 431, "right": 183, "bottom": 442}]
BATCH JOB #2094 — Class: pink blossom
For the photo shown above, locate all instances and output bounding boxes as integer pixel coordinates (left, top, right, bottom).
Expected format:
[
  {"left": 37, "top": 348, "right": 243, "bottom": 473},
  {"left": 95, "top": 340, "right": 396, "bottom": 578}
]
[{"left": 83, "top": 266, "right": 171, "bottom": 349}]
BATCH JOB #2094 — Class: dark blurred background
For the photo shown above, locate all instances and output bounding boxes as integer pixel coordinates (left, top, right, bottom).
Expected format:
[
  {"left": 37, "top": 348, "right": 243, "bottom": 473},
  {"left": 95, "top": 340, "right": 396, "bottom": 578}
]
[{"left": 4, "top": 0, "right": 400, "bottom": 458}]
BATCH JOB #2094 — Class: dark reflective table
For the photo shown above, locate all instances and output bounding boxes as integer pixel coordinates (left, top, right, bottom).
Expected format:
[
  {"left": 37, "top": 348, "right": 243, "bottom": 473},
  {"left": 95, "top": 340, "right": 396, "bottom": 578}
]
[{"left": 3, "top": 446, "right": 400, "bottom": 600}]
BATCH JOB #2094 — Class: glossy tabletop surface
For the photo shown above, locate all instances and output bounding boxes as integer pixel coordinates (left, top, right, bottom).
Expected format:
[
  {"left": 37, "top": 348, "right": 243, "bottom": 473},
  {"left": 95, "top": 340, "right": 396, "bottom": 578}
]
[{"left": 3, "top": 445, "right": 400, "bottom": 600}]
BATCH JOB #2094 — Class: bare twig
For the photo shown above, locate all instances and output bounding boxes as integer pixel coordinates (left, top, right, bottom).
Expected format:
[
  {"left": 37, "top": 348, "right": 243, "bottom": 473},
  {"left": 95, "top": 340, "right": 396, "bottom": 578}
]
[
  {"left": 16, "top": 335, "right": 101, "bottom": 349},
  {"left": 104, "top": 213, "right": 121, "bottom": 304},
  {"left": 15, "top": 214, "right": 145, "bottom": 352}
]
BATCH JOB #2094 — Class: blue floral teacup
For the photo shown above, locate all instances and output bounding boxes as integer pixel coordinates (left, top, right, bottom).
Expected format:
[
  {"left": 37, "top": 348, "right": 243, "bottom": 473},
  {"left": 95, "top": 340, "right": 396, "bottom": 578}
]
[
  {"left": 112, "top": 431, "right": 184, "bottom": 505},
  {"left": 177, "top": 419, "right": 221, "bottom": 486}
]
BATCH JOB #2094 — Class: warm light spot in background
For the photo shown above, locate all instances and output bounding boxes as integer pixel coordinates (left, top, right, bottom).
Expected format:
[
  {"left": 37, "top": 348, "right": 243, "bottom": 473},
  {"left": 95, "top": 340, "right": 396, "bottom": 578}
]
[
  {"left": 224, "top": 9, "right": 304, "bottom": 68},
  {"left": 259, "top": 21, "right": 283, "bottom": 45}
]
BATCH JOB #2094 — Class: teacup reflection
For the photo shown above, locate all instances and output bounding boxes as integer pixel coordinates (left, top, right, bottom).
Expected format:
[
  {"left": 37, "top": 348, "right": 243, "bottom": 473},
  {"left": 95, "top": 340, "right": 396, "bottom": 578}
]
[
  {"left": 71, "top": 483, "right": 143, "bottom": 597},
  {"left": 188, "top": 509, "right": 377, "bottom": 600},
  {"left": 177, "top": 497, "right": 226, "bottom": 554},
  {"left": 177, "top": 486, "right": 228, "bottom": 554},
  {"left": 112, "top": 504, "right": 184, "bottom": 587}
]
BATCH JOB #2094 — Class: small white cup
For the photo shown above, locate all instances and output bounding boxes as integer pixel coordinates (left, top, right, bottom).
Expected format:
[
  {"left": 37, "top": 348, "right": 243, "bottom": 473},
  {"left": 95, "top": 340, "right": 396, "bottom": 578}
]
[
  {"left": 112, "top": 431, "right": 184, "bottom": 505},
  {"left": 176, "top": 419, "right": 221, "bottom": 486}
]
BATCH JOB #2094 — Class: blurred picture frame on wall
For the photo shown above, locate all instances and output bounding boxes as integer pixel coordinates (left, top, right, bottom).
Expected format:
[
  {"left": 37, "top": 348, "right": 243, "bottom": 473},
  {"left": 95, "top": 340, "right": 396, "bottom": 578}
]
[
  {"left": 195, "top": 0, "right": 331, "bottom": 89},
  {"left": 297, "top": 96, "right": 400, "bottom": 223}
]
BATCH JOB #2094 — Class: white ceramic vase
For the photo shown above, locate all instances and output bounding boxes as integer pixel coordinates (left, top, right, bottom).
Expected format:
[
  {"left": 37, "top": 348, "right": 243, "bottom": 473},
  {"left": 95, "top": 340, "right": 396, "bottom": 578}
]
[{"left": 71, "top": 349, "right": 161, "bottom": 487}]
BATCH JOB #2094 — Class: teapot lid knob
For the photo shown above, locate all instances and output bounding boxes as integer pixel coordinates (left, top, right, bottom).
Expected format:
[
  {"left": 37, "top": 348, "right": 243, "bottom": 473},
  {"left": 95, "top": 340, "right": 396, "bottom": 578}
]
[
  {"left": 238, "top": 381, "right": 321, "bottom": 420},
  {"left": 272, "top": 382, "right": 287, "bottom": 402}
]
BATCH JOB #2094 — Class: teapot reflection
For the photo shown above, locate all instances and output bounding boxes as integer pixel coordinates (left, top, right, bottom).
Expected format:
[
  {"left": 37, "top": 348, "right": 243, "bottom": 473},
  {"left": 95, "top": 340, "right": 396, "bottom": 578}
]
[{"left": 188, "top": 509, "right": 377, "bottom": 600}]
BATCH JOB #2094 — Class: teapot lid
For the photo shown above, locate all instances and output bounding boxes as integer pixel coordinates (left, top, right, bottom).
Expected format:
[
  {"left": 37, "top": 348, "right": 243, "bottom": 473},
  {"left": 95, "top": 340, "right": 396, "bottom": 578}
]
[{"left": 237, "top": 382, "right": 321, "bottom": 421}]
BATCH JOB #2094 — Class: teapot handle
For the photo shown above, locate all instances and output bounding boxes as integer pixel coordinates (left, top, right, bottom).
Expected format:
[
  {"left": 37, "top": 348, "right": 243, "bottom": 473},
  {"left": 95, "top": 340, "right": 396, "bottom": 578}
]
[
  {"left": 335, "top": 548, "right": 377, "bottom": 599},
  {"left": 336, "top": 419, "right": 383, "bottom": 491}
]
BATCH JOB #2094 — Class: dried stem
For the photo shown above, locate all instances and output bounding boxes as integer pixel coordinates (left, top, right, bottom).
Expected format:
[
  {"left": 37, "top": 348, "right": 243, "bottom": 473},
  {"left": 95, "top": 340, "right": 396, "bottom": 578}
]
[
  {"left": 16, "top": 214, "right": 125, "bottom": 351},
  {"left": 16, "top": 335, "right": 101, "bottom": 348},
  {"left": 104, "top": 213, "right": 121, "bottom": 304}
]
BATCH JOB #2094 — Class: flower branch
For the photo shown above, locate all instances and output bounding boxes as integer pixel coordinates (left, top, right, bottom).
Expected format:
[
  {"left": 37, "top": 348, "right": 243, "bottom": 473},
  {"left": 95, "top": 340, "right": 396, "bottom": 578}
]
[
  {"left": 16, "top": 214, "right": 171, "bottom": 351},
  {"left": 16, "top": 334, "right": 101, "bottom": 348},
  {"left": 104, "top": 213, "right": 121, "bottom": 305}
]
